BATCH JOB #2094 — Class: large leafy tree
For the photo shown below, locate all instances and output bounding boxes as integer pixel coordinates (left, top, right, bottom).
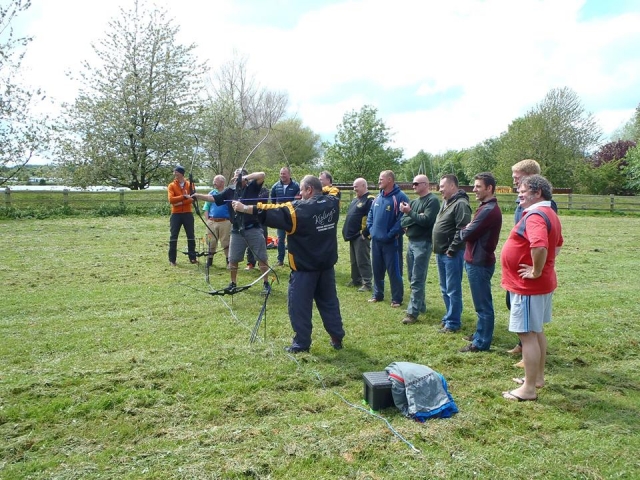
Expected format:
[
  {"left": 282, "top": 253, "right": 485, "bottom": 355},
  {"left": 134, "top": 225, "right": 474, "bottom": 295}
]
[
  {"left": 197, "top": 55, "right": 288, "bottom": 182},
  {"left": 494, "top": 87, "right": 601, "bottom": 188},
  {"left": 268, "top": 118, "right": 320, "bottom": 177},
  {"left": 54, "top": 0, "right": 207, "bottom": 189},
  {"left": 401, "top": 149, "right": 471, "bottom": 185},
  {"left": 591, "top": 140, "right": 636, "bottom": 168},
  {"left": 462, "top": 137, "right": 502, "bottom": 182},
  {"left": 322, "top": 105, "right": 403, "bottom": 183},
  {"left": 624, "top": 145, "right": 640, "bottom": 193},
  {"left": 574, "top": 139, "right": 637, "bottom": 195},
  {"left": 0, "top": 0, "right": 49, "bottom": 184},
  {"left": 400, "top": 150, "right": 438, "bottom": 182},
  {"left": 611, "top": 103, "right": 640, "bottom": 142}
]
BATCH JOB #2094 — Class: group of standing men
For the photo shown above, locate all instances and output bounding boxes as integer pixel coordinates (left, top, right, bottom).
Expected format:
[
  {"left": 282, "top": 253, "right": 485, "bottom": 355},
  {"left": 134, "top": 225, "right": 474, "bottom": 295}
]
[
  {"left": 168, "top": 160, "right": 563, "bottom": 401},
  {"left": 341, "top": 163, "right": 562, "bottom": 401}
]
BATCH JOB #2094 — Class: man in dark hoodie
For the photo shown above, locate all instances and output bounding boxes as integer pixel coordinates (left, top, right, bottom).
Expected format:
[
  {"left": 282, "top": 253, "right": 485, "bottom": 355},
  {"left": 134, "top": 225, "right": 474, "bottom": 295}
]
[
  {"left": 432, "top": 174, "right": 472, "bottom": 333},
  {"left": 366, "top": 170, "right": 409, "bottom": 307}
]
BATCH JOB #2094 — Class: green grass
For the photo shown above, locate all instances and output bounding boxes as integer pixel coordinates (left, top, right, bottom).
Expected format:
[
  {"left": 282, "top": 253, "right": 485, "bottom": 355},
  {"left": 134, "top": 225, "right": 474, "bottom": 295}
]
[{"left": 1, "top": 214, "right": 639, "bottom": 479}]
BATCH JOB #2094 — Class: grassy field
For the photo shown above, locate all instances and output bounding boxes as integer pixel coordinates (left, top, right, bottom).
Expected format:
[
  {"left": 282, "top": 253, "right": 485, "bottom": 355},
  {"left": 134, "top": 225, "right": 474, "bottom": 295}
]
[{"left": 1, "top": 214, "right": 639, "bottom": 479}]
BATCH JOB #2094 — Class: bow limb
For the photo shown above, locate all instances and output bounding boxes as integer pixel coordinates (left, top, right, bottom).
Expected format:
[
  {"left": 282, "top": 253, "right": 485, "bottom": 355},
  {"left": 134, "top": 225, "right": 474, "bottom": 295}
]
[
  {"left": 188, "top": 135, "right": 221, "bottom": 281},
  {"left": 250, "top": 277, "right": 275, "bottom": 343},
  {"left": 239, "top": 128, "right": 271, "bottom": 174}
]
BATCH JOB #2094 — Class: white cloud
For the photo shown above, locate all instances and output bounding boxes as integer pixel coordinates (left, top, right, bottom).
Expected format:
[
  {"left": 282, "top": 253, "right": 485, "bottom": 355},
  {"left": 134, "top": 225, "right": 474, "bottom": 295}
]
[{"left": 16, "top": 0, "right": 640, "bottom": 161}]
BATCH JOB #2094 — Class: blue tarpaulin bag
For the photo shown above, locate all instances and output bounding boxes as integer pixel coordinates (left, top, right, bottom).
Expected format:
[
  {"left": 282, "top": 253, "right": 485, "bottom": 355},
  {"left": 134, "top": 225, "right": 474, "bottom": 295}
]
[{"left": 385, "top": 361, "right": 458, "bottom": 422}]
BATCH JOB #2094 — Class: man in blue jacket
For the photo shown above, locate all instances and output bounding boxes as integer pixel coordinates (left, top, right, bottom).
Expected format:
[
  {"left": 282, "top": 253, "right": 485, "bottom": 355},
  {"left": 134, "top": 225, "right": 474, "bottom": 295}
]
[
  {"left": 366, "top": 170, "right": 409, "bottom": 307},
  {"left": 270, "top": 167, "right": 300, "bottom": 266}
]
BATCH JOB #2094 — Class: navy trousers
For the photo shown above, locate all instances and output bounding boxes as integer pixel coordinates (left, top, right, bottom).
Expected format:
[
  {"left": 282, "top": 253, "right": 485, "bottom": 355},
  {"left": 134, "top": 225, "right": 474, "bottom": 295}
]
[{"left": 288, "top": 267, "right": 345, "bottom": 350}]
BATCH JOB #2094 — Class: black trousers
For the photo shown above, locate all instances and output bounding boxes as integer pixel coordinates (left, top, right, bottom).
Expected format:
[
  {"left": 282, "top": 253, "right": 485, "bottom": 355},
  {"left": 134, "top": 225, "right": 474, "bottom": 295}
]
[{"left": 168, "top": 212, "right": 195, "bottom": 263}]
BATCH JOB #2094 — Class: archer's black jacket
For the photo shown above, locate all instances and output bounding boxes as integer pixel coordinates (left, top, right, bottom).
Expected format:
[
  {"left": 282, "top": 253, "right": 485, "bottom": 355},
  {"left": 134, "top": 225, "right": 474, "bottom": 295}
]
[{"left": 254, "top": 188, "right": 340, "bottom": 271}]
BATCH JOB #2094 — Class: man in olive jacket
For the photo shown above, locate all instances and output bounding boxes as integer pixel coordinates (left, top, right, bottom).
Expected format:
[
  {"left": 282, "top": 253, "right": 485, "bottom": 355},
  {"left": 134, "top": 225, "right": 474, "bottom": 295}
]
[{"left": 432, "top": 174, "right": 471, "bottom": 333}]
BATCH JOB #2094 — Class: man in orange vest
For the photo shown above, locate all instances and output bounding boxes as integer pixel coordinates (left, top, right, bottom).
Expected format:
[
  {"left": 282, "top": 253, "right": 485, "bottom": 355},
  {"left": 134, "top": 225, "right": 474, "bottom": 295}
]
[{"left": 167, "top": 165, "right": 197, "bottom": 266}]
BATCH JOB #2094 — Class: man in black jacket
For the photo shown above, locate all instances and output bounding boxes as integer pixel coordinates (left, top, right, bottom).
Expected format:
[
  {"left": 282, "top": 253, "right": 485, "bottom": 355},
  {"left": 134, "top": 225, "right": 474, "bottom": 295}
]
[
  {"left": 232, "top": 175, "right": 345, "bottom": 354},
  {"left": 342, "top": 178, "right": 374, "bottom": 292}
]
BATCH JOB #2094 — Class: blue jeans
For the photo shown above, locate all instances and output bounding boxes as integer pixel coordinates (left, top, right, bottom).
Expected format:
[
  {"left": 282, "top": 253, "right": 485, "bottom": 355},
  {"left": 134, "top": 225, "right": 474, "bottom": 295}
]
[
  {"left": 276, "top": 228, "right": 286, "bottom": 263},
  {"left": 436, "top": 250, "right": 464, "bottom": 330},
  {"left": 465, "top": 263, "right": 495, "bottom": 350},
  {"left": 371, "top": 238, "right": 404, "bottom": 304},
  {"left": 406, "top": 239, "right": 432, "bottom": 317}
]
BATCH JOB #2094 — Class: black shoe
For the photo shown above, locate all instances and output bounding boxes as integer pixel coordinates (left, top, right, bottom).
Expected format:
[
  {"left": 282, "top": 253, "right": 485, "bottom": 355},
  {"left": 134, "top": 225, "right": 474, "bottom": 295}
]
[
  {"left": 261, "top": 283, "right": 271, "bottom": 296},
  {"left": 285, "top": 345, "right": 309, "bottom": 354},
  {"left": 224, "top": 282, "right": 237, "bottom": 293},
  {"left": 330, "top": 337, "right": 343, "bottom": 350}
]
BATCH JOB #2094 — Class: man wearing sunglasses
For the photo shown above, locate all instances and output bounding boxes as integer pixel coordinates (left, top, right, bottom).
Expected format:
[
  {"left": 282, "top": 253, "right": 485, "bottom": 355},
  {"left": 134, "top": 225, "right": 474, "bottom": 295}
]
[{"left": 398, "top": 175, "right": 440, "bottom": 324}]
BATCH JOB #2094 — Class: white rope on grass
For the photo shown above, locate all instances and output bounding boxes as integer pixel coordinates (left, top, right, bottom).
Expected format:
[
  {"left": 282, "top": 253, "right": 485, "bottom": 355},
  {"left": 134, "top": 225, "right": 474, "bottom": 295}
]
[{"left": 287, "top": 354, "right": 421, "bottom": 454}]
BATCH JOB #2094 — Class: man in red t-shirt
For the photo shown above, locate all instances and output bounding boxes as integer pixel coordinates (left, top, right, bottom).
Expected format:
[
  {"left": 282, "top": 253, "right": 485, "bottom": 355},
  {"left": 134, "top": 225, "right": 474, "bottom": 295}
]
[{"left": 500, "top": 175, "right": 563, "bottom": 402}]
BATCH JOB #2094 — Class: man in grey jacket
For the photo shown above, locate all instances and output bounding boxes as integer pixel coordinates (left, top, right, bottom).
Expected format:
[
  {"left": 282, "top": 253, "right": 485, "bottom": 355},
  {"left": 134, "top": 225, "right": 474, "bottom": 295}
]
[{"left": 432, "top": 174, "right": 471, "bottom": 333}]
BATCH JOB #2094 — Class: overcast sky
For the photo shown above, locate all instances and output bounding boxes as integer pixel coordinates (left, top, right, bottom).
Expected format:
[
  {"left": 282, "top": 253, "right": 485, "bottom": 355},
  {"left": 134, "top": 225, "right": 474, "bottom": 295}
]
[{"left": 13, "top": 0, "right": 640, "bottom": 161}]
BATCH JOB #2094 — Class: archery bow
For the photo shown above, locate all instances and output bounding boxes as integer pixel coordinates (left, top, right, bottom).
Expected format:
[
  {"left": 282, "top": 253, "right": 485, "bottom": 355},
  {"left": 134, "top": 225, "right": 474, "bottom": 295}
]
[{"left": 188, "top": 134, "right": 223, "bottom": 283}]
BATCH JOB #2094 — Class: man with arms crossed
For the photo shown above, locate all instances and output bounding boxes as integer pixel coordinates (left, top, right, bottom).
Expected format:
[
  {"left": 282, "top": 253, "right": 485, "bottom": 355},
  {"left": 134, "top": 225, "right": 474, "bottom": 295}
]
[
  {"left": 459, "top": 173, "right": 502, "bottom": 351},
  {"left": 432, "top": 174, "right": 471, "bottom": 333},
  {"left": 501, "top": 175, "right": 563, "bottom": 401},
  {"left": 398, "top": 174, "right": 439, "bottom": 324}
]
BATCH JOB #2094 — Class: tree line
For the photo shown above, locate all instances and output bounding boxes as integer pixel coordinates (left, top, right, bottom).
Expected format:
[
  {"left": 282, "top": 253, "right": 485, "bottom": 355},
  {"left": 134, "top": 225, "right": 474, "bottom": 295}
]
[{"left": 2, "top": 0, "right": 639, "bottom": 193}]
